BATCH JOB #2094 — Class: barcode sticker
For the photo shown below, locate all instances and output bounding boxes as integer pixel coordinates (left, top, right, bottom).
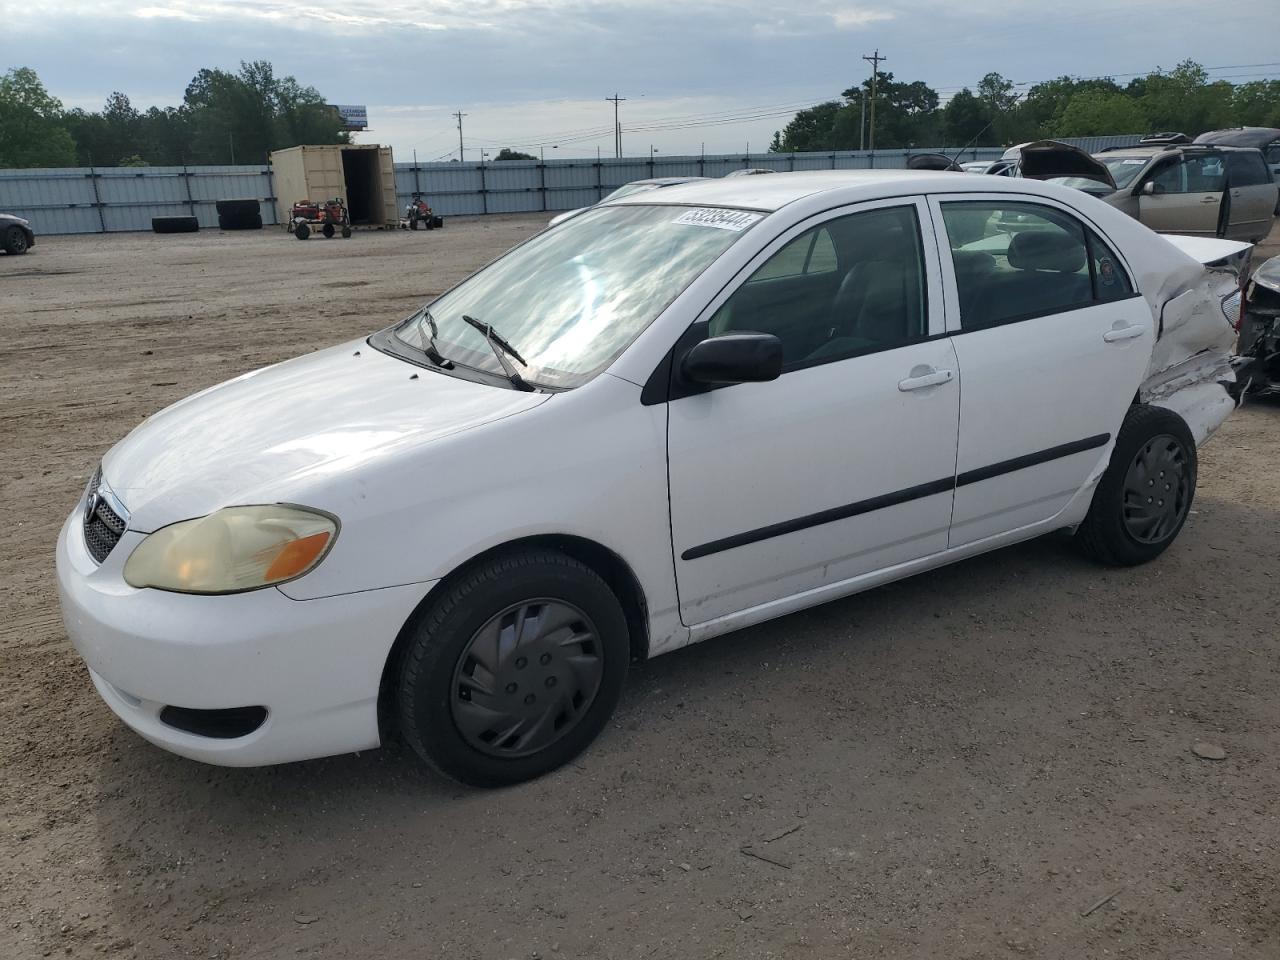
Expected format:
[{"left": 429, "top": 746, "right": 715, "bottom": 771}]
[{"left": 672, "top": 208, "right": 763, "bottom": 231}]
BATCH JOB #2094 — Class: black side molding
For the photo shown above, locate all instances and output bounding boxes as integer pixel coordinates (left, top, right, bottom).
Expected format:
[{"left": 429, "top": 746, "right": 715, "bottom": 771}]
[
  {"left": 681, "top": 432, "right": 1111, "bottom": 561},
  {"left": 682, "top": 477, "right": 954, "bottom": 561},
  {"left": 955, "top": 433, "right": 1110, "bottom": 487}
]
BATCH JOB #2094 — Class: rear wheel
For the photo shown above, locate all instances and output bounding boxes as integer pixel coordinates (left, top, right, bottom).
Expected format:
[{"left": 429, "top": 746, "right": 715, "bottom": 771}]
[
  {"left": 322, "top": 222, "right": 336, "bottom": 239},
  {"left": 396, "top": 549, "right": 629, "bottom": 787},
  {"left": 293, "top": 222, "right": 310, "bottom": 240},
  {"left": 1076, "top": 404, "right": 1197, "bottom": 566}
]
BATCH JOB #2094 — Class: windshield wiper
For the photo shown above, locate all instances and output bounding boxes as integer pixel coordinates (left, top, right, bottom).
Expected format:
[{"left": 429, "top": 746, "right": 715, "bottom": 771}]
[
  {"left": 414, "top": 310, "right": 454, "bottom": 369},
  {"left": 462, "top": 314, "right": 535, "bottom": 392}
]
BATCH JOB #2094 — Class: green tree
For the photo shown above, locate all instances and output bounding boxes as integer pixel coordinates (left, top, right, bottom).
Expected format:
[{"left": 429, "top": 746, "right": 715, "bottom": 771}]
[
  {"left": 1232, "top": 80, "right": 1280, "bottom": 128},
  {"left": 845, "top": 73, "right": 941, "bottom": 147},
  {"left": 1056, "top": 90, "right": 1149, "bottom": 137},
  {"left": 771, "top": 101, "right": 842, "bottom": 152},
  {"left": 0, "top": 67, "right": 77, "bottom": 168},
  {"left": 184, "top": 61, "right": 347, "bottom": 164},
  {"left": 942, "top": 89, "right": 994, "bottom": 147},
  {"left": 1135, "top": 60, "right": 1234, "bottom": 135},
  {"left": 494, "top": 147, "right": 536, "bottom": 160}
]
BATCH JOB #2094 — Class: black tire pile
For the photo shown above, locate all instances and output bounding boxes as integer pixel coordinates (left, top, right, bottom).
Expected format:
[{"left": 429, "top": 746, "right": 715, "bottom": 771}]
[
  {"left": 215, "top": 199, "right": 263, "bottom": 231},
  {"left": 151, "top": 216, "right": 199, "bottom": 234}
]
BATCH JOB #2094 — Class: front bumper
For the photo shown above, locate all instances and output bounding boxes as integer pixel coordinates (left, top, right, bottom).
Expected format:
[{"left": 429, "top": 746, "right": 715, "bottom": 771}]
[{"left": 55, "top": 509, "right": 432, "bottom": 766}]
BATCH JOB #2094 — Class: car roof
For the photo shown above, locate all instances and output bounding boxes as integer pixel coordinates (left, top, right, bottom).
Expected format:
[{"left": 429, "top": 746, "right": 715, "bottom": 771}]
[
  {"left": 612, "top": 168, "right": 1071, "bottom": 212},
  {"left": 1098, "top": 144, "right": 1262, "bottom": 160}
]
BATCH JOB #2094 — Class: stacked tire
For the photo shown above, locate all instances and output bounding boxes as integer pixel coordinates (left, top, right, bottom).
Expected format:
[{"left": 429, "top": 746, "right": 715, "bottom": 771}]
[
  {"left": 152, "top": 216, "right": 199, "bottom": 234},
  {"left": 216, "top": 199, "right": 263, "bottom": 231}
]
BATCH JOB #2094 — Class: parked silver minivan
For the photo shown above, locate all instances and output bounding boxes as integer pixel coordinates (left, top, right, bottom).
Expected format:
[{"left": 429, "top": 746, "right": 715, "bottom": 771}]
[{"left": 1095, "top": 142, "right": 1277, "bottom": 242}]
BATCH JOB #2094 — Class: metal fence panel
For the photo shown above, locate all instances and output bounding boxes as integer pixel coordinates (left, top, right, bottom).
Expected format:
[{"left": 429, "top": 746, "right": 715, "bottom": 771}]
[{"left": 0, "top": 138, "right": 1145, "bottom": 234}]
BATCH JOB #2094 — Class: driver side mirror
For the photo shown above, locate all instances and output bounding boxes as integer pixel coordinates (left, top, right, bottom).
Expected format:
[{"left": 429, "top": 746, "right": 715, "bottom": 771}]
[
  {"left": 681, "top": 333, "right": 783, "bottom": 386},
  {"left": 1142, "top": 180, "right": 1164, "bottom": 196}
]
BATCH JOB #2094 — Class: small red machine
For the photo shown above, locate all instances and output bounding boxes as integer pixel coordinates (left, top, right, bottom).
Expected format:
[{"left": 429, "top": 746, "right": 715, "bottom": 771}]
[{"left": 289, "top": 198, "right": 352, "bottom": 240}]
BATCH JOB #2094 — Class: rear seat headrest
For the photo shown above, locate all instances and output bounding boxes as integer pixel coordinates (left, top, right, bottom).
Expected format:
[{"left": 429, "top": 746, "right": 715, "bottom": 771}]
[{"left": 1007, "top": 230, "right": 1086, "bottom": 273}]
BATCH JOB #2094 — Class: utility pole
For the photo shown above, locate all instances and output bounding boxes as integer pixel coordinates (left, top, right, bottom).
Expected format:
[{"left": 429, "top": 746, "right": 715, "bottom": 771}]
[
  {"left": 605, "top": 93, "right": 626, "bottom": 159},
  {"left": 861, "top": 90, "right": 868, "bottom": 151},
  {"left": 861, "top": 48, "right": 886, "bottom": 152},
  {"left": 454, "top": 110, "right": 467, "bottom": 162}
]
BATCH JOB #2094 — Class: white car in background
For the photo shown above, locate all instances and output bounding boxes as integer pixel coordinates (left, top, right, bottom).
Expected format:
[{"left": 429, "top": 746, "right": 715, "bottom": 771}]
[
  {"left": 58, "top": 171, "right": 1246, "bottom": 786},
  {"left": 548, "top": 176, "right": 706, "bottom": 226}
]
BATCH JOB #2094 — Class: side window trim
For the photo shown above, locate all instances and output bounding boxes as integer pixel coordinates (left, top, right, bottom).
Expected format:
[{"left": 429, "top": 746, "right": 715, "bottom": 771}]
[{"left": 928, "top": 192, "right": 1139, "bottom": 335}]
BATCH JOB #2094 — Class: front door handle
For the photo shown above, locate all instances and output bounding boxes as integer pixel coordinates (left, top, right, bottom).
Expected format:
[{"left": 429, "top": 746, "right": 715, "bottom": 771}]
[
  {"left": 1200, "top": 196, "right": 1219, "bottom": 204},
  {"left": 1104, "top": 324, "right": 1145, "bottom": 343},
  {"left": 898, "top": 367, "right": 954, "bottom": 391}
]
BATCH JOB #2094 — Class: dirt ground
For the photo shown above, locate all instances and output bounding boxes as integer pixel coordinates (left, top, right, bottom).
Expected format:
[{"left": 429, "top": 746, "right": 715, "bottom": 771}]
[{"left": 2, "top": 214, "right": 1279, "bottom": 960}]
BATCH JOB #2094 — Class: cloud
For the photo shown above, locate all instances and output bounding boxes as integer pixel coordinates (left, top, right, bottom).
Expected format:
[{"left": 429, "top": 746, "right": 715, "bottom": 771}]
[{"left": 830, "top": 7, "right": 894, "bottom": 29}]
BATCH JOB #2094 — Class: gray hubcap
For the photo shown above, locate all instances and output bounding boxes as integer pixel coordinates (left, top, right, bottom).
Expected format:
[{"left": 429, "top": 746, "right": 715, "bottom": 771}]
[
  {"left": 1122, "top": 433, "right": 1190, "bottom": 544},
  {"left": 451, "top": 599, "right": 603, "bottom": 758},
  {"left": 7, "top": 229, "right": 26, "bottom": 253}
]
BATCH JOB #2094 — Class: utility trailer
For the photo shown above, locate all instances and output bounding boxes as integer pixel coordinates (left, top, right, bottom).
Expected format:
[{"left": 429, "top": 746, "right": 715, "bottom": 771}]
[{"left": 269, "top": 144, "right": 398, "bottom": 232}]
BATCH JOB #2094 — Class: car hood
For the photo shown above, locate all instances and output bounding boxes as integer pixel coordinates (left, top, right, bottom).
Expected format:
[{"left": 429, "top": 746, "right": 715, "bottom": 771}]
[
  {"left": 0, "top": 213, "right": 30, "bottom": 226},
  {"left": 1193, "top": 127, "right": 1280, "bottom": 149},
  {"left": 1001, "top": 140, "right": 1117, "bottom": 189},
  {"left": 102, "top": 338, "right": 549, "bottom": 531}
]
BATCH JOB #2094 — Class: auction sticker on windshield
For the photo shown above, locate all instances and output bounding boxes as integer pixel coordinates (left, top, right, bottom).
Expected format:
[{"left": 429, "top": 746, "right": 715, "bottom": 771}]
[{"left": 672, "top": 208, "right": 763, "bottom": 231}]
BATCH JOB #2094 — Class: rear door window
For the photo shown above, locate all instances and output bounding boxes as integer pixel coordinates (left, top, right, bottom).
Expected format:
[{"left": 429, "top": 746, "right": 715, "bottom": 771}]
[
  {"left": 939, "top": 201, "right": 1132, "bottom": 329},
  {"left": 1226, "top": 150, "right": 1271, "bottom": 187}
]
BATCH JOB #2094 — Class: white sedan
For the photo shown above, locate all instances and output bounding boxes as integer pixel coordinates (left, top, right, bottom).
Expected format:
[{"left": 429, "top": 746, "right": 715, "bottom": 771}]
[{"left": 57, "top": 171, "right": 1246, "bottom": 786}]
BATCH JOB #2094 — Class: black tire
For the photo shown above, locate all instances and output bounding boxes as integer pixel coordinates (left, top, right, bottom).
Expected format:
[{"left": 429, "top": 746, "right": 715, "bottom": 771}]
[
  {"left": 152, "top": 216, "right": 198, "bottom": 234},
  {"left": 425, "top": 219, "right": 434, "bottom": 230},
  {"left": 409, "top": 217, "right": 419, "bottom": 230},
  {"left": 341, "top": 226, "right": 352, "bottom": 239},
  {"left": 322, "top": 222, "right": 336, "bottom": 239},
  {"left": 294, "top": 222, "right": 310, "bottom": 240},
  {"left": 215, "top": 199, "right": 259, "bottom": 218},
  {"left": 218, "top": 212, "right": 263, "bottom": 230},
  {"left": 432, "top": 216, "right": 444, "bottom": 229},
  {"left": 1076, "top": 405, "right": 1197, "bottom": 566},
  {"left": 397, "top": 549, "right": 630, "bottom": 787},
  {"left": 2, "top": 224, "right": 29, "bottom": 255}
]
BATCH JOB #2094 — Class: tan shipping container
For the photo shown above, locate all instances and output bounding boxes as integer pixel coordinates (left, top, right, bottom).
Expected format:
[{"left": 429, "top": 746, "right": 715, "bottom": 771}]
[{"left": 269, "top": 144, "right": 398, "bottom": 228}]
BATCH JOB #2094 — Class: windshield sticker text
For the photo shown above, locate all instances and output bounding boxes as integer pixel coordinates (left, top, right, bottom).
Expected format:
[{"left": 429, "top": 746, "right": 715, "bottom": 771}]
[{"left": 672, "top": 209, "right": 762, "bottom": 232}]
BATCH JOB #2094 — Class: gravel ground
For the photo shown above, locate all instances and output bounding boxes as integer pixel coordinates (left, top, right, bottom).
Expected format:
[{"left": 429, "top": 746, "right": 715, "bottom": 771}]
[{"left": 2, "top": 214, "right": 1279, "bottom": 960}]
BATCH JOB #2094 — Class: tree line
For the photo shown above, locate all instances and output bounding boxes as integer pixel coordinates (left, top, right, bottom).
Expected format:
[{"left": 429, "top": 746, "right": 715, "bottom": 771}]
[
  {"left": 771, "top": 61, "right": 1280, "bottom": 153},
  {"left": 0, "top": 62, "right": 350, "bottom": 168}
]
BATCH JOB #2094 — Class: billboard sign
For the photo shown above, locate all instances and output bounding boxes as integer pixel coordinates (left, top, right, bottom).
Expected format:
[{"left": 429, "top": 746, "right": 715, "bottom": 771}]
[{"left": 330, "top": 105, "right": 368, "bottom": 130}]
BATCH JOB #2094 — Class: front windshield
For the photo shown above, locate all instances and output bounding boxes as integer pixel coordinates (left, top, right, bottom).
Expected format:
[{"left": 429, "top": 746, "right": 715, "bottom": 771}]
[
  {"left": 1100, "top": 156, "right": 1149, "bottom": 189},
  {"left": 394, "top": 204, "right": 762, "bottom": 389},
  {"left": 601, "top": 182, "right": 661, "bottom": 202}
]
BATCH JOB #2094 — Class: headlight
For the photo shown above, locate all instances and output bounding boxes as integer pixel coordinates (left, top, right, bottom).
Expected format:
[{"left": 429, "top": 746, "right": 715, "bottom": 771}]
[
  {"left": 1221, "top": 290, "right": 1242, "bottom": 326},
  {"left": 124, "top": 505, "right": 337, "bottom": 594}
]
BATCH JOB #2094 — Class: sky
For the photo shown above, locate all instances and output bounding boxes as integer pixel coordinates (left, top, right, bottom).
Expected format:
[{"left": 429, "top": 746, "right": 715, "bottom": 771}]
[{"left": 4, "top": 0, "right": 1278, "bottom": 161}]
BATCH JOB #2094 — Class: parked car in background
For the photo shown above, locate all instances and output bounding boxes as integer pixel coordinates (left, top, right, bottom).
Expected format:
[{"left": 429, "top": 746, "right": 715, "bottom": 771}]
[
  {"left": 724, "top": 168, "right": 776, "bottom": 177},
  {"left": 548, "top": 176, "right": 707, "bottom": 226},
  {"left": 1193, "top": 127, "right": 1280, "bottom": 212},
  {"left": 58, "top": 171, "right": 1248, "bottom": 786},
  {"left": 1, "top": 213, "right": 35, "bottom": 255},
  {"left": 1093, "top": 142, "right": 1277, "bottom": 242}
]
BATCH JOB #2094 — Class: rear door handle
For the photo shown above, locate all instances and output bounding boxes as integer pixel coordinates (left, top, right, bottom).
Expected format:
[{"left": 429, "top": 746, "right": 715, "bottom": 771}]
[
  {"left": 1104, "top": 324, "right": 1145, "bottom": 343},
  {"left": 898, "top": 368, "right": 954, "bottom": 391}
]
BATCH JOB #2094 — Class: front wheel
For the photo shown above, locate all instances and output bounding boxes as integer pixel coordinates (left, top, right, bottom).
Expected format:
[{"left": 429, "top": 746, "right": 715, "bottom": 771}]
[
  {"left": 293, "top": 222, "right": 310, "bottom": 240},
  {"left": 2, "top": 225, "right": 29, "bottom": 254},
  {"left": 396, "top": 549, "right": 629, "bottom": 786},
  {"left": 1076, "top": 404, "right": 1197, "bottom": 566}
]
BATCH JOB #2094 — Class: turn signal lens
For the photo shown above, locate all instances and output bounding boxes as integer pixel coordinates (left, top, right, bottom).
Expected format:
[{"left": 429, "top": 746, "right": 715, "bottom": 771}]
[{"left": 124, "top": 505, "right": 337, "bottom": 594}]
